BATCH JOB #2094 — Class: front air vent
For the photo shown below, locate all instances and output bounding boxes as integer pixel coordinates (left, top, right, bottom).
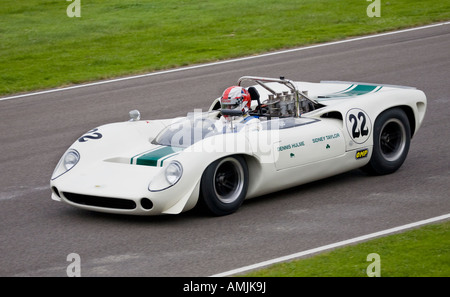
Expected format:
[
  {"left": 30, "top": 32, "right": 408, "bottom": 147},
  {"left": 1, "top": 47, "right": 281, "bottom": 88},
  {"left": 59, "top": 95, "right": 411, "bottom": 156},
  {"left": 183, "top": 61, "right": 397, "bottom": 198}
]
[{"left": 63, "top": 192, "right": 136, "bottom": 210}]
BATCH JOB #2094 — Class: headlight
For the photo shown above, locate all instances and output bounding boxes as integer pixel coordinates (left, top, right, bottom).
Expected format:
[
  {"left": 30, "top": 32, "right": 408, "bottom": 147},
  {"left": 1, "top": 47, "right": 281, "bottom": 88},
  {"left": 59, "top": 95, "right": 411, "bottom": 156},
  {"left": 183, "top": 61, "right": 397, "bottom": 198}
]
[
  {"left": 51, "top": 149, "right": 80, "bottom": 180},
  {"left": 165, "top": 161, "right": 183, "bottom": 184},
  {"left": 149, "top": 161, "right": 183, "bottom": 192},
  {"left": 63, "top": 150, "right": 80, "bottom": 170}
]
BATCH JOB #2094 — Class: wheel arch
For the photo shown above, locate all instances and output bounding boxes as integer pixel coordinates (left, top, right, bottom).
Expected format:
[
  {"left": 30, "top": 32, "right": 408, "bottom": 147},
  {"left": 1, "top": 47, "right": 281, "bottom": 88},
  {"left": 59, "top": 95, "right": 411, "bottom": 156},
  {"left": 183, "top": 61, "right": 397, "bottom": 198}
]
[
  {"left": 204, "top": 153, "right": 263, "bottom": 196},
  {"left": 362, "top": 106, "right": 412, "bottom": 175},
  {"left": 197, "top": 152, "right": 263, "bottom": 202},
  {"left": 376, "top": 105, "right": 416, "bottom": 139},
  {"left": 240, "top": 153, "right": 264, "bottom": 198}
]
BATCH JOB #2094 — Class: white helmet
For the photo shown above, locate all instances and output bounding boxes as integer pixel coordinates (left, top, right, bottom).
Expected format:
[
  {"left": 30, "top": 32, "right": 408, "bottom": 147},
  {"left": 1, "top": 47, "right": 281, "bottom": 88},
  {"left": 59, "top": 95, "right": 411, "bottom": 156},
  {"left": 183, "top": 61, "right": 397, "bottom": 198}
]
[{"left": 220, "top": 86, "right": 251, "bottom": 116}]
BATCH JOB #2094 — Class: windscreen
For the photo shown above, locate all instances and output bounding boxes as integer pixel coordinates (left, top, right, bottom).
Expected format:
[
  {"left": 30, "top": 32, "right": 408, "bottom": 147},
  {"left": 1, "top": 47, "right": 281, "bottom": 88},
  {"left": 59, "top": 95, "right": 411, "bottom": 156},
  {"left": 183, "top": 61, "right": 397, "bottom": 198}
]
[
  {"left": 152, "top": 116, "right": 222, "bottom": 148},
  {"left": 152, "top": 114, "right": 318, "bottom": 148}
]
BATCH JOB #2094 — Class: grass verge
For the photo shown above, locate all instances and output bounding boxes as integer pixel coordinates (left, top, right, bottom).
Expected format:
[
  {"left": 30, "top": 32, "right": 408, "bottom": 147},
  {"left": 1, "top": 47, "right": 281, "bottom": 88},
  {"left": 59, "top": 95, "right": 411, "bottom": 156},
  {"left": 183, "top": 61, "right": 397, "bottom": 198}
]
[
  {"left": 1, "top": 0, "right": 449, "bottom": 95},
  {"left": 241, "top": 220, "right": 450, "bottom": 277}
]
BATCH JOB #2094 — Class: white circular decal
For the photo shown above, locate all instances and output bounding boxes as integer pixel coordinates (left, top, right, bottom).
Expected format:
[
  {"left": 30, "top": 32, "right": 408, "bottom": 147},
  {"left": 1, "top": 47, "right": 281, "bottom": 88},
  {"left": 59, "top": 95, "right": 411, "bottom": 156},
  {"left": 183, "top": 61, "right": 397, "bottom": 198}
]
[{"left": 346, "top": 108, "right": 372, "bottom": 144}]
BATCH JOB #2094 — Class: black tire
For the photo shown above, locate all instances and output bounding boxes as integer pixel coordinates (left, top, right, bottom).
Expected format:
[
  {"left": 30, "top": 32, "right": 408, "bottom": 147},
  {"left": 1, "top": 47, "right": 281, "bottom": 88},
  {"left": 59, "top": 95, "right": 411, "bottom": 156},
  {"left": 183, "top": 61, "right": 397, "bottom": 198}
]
[
  {"left": 199, "top": 155, "right": 249, "bottom": 216},
  {"left": 362, "top": 108, "right": 411, "bottom": 175}
]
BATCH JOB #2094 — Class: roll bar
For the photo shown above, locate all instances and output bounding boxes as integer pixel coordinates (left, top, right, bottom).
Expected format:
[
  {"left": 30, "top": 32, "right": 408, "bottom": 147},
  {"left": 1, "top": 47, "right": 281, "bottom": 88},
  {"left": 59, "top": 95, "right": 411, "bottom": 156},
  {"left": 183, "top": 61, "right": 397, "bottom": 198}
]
[{"left": 237, "top": 76, "right": 318, "bottom": 117}]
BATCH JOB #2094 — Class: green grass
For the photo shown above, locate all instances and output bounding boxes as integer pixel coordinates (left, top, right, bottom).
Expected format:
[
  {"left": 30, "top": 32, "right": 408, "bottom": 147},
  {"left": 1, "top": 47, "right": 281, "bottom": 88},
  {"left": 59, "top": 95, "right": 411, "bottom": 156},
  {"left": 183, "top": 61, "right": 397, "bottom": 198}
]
[
  {"left": 1, "top": 0, "right": 449, "bottom": 95},
  {"left": 241, "top": 221, "right": 450, "bottom": 277}
]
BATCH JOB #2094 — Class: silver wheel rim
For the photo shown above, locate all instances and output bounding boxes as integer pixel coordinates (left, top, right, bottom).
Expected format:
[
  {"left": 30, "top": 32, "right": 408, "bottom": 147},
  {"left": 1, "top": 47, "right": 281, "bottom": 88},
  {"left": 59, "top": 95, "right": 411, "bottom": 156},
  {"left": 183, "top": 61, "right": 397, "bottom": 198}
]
[
  {"left": 379, "top": 118, "right": 406, "bottom": 162},
  {"left": 213, "top": 157, "right": 245, "bottom": 204}
]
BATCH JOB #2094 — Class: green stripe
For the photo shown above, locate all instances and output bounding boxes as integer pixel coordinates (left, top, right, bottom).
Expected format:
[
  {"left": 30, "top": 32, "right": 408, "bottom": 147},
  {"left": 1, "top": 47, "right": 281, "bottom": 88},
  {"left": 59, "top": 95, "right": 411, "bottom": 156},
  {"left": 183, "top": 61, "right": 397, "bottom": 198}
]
[
  {"left": 130, "top": 146, "right": 161, "bottom": 164},
  {"left": 136, "top": 146, "right": 183, "bottom": 167},
  {"left": 317, "top": 84, "right": 382, "bottom": 101},
  {"left": 335, "top": 84, "right": 355, "bottom": 94},
  {"left": 344, "top": 84, "right": 378, "bottom": 96},
  {"left": 159, "top": 152, "right": 181, "bottom": 166}
]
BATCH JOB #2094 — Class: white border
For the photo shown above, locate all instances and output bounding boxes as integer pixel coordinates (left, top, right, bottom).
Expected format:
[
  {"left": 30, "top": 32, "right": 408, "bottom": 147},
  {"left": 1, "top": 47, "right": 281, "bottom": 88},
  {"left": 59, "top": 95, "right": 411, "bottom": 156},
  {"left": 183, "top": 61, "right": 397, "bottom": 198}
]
[
  {"left": 1, "top": 21, "right": 449, "bottom": 102},
  {"left": 210, "top": 213, "right": 450, "bottom": 277}
]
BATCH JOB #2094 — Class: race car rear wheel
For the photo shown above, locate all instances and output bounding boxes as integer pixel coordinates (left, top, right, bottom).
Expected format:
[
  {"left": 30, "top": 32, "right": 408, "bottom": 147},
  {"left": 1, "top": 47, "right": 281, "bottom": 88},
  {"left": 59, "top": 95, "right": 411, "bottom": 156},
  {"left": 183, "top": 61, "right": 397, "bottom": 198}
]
[
  {"left": 199, "top": 155, "right": 249, "bottom": 216},
  {"left": 363, "top": 108, "right": 411, "bottom": 175}
]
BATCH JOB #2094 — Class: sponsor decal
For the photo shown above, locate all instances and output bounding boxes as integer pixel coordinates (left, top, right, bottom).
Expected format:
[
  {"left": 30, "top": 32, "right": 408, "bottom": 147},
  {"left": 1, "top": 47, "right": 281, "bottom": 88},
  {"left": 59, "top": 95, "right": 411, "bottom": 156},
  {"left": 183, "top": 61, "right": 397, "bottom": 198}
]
[
  {"left": 277, "top": 140, "right": 305, "bottom": 152},
  {"left": 356, "top": 148, "right": 369, "bottom": 159},
  {"left": 312, "top": 133, "right": 340, "bottom": 144}
]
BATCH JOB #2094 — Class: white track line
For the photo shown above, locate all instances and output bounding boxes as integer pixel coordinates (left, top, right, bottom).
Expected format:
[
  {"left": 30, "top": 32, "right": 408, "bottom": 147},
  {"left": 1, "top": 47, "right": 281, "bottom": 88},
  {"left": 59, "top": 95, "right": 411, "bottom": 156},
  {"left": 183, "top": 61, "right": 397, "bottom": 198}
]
[
  {"left": 210, "top": 213, "right": 450, "bottom": 277},
  {"left": 1, "top": 21, "right": 449, "bottom": 102}
]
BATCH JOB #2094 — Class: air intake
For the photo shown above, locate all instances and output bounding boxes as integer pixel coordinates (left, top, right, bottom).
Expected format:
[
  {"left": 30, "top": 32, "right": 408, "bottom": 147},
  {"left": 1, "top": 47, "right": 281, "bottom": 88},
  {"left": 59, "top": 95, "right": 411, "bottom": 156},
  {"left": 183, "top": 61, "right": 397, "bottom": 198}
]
[{"left": 63, "top": 192, "right": 136, "bottom": 210}]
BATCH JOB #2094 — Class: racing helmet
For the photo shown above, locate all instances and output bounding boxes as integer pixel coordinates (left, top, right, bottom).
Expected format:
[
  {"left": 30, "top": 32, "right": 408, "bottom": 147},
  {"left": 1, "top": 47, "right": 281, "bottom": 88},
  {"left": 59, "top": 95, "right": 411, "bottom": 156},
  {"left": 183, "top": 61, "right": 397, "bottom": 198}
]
[{"left": 220, "top": 86, "right": 251, "bottom": 115}]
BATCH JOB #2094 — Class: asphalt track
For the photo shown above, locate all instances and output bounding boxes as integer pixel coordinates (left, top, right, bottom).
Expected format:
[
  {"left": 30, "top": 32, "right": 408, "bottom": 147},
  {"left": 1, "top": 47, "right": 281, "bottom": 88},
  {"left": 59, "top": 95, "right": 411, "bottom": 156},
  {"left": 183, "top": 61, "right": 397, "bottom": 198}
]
[{"left": 0, "top": 23, "right": 449, "bottom": 277}]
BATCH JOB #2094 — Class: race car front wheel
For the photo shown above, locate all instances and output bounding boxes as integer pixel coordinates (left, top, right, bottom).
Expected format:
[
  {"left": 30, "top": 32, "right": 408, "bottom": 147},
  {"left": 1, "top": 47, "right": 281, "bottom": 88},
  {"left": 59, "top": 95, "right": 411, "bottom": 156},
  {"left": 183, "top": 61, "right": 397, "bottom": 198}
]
[
  {"left": 363, "top": 108, "right": 411, "bottom": 175},
  {"left": 199, "top": 155, "right": 249, "bottom": 216}
]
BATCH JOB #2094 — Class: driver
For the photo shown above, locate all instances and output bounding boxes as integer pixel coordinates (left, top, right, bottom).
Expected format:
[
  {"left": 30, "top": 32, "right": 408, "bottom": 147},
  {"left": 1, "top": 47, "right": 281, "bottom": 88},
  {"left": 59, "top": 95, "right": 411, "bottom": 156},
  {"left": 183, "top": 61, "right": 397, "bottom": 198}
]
[
  {"left": 219, "top": 86, "right": 259, "bottom": 128},
  {"left": 219, "top": 86, "right": 260, "bottom": 132}
]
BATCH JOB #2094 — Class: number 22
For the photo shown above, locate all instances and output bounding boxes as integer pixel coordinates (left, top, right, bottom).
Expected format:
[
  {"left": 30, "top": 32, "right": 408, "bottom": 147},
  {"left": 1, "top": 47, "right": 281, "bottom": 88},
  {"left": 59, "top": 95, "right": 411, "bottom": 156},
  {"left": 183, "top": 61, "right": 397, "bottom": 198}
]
[{"left": 349, "top": 112, "right": 369, "bottom": 138}]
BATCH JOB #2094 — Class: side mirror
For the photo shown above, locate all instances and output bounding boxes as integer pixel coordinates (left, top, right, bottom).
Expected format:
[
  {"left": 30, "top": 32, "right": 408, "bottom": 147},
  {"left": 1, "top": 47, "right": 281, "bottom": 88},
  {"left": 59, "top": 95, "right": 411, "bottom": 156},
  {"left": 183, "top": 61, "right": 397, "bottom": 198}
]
[{"left": 128, "top": 109, "right": 141, "bottom": 121}]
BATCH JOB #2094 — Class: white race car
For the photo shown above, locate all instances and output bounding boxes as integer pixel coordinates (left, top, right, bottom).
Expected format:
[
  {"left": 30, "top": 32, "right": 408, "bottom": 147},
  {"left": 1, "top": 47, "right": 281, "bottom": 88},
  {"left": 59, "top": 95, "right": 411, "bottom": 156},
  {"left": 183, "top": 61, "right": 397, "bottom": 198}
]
[{"left": 50, "top": 76, "right": 427, "bottom": 216}]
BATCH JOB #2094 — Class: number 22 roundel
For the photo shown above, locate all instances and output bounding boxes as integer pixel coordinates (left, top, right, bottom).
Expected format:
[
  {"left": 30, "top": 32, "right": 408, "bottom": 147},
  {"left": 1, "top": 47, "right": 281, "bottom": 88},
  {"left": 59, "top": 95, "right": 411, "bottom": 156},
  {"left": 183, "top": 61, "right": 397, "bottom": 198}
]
[{"left": 345, "top": 108, "right": 372, "bottom": 144}]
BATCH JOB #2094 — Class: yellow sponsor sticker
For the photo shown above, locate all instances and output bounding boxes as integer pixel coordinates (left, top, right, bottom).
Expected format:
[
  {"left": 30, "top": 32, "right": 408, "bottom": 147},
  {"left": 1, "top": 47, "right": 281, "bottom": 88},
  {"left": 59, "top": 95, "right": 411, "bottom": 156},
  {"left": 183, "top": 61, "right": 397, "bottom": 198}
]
[{"left": 356, "top": 149, "right": 369, "bottom": 159}]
